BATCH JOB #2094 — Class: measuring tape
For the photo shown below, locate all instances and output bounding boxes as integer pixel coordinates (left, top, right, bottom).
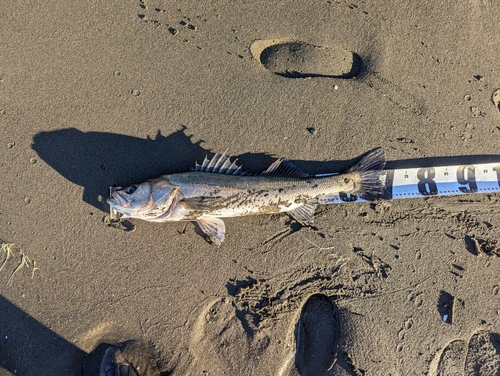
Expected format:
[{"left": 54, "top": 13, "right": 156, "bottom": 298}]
[{"left": 316, "top": 162, "right": 500, "bottom": 203}]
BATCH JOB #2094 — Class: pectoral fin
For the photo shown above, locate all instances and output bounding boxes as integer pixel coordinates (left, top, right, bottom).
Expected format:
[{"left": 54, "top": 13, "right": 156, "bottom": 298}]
[
  {"left": 288, "top": 202, "right": 317, "bottom": 226},
  {"left": 196, "top": 216, "right": 226, "bottom": 245}
]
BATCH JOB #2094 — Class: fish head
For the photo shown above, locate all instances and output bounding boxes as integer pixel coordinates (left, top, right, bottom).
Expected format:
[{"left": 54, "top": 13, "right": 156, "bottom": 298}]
[{"left": 107, "top": 178, "right": 179, "bottom": 220}]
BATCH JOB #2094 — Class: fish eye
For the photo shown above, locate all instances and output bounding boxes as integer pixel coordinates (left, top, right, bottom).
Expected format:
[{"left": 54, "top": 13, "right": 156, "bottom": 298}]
[{"left": 125, "top": 185, "right": 137, "bottom": 194}]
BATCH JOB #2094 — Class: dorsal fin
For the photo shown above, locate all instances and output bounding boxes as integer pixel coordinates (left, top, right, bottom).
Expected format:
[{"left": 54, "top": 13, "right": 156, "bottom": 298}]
[
  {"left": 194, "top": 152, "right": 250, "bottom": 175},
  {"left": 261, "top": 158, "right": 309, "bottom": 178}
]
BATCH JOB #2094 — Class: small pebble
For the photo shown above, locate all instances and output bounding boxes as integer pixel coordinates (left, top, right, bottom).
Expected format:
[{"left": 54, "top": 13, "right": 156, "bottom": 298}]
[{"left": 29, "top": 158, "right": 37, "bottom": 164}]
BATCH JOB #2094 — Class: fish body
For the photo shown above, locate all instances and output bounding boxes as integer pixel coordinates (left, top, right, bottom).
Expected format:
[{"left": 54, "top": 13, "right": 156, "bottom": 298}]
[{"left": 108, "top": 148, "right": 387, "bottom": 245}]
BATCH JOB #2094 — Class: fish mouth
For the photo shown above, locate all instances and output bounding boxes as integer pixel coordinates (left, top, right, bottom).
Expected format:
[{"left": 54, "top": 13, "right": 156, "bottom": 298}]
[{"left": 109, "top": 191, "right": 130, "bottom": 208}]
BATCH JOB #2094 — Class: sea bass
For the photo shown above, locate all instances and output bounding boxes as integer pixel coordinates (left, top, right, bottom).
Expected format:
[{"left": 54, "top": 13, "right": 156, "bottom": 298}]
[{"left": 107, "top": 148, "right": 387, "bottom": 245}]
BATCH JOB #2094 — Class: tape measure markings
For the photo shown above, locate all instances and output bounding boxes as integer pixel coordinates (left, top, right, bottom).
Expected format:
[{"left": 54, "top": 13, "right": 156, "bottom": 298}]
[{"left": 316, "top": 161, "right": 500, "bottom": 204}]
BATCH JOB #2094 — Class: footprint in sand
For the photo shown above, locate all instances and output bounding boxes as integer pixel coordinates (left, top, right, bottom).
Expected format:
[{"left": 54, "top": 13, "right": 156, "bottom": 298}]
[
  {"left": 250, "top": 39, "right": 425, "bottom": 115},
  {"left": 428, "top": 329, "right": 500, "bottom": 376},
  {"left": 428, "top": 339, "right": 467, "bottom": 376},
  {"left": 294, "top": 294, "right": 339, "bottom": 376},
  {"left": 250, "top": 39, "right": 362, "bottom": 79},
  {"left": 464, "top": 330, "right": 500, "bottom": 375}
]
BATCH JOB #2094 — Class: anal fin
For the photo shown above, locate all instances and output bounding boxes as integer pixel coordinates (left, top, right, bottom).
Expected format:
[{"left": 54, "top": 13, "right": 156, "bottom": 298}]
[
  {"left": 288, "top": 201, "right": 317, "bottom": 226},
  {"left": 196, "top": 216, "right": 226, "bottom": 245}
]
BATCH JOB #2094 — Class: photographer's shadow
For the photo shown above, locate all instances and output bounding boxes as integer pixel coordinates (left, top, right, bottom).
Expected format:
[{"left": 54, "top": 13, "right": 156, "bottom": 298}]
[{"left": 0, "top": 294, "right": 86, "bottom": 375}]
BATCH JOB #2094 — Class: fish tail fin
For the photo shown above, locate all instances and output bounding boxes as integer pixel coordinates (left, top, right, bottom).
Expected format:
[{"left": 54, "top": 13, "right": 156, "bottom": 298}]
[{"left": 348, "top": 147, "right": 389, "bottom": 199}]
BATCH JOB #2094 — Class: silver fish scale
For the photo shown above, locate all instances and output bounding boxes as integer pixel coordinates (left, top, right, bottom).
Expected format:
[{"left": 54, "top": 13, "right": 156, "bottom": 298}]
[{"left": 165, "top": 172, "right": 357, "bottom": 219}]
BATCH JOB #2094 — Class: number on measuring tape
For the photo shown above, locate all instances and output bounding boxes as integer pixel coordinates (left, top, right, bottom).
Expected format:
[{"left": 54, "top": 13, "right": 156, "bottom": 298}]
[
  {"left": 456, "top": 165, "right": 477, "bottom": 193},
  {"left": 417, "top": 168, "right": 438, "bottom": 195}
]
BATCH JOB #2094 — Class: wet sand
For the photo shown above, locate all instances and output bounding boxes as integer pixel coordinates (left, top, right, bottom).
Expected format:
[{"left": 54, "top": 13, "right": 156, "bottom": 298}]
[{"left": 1, "top": 1, "right": 500, "bottom": 374}]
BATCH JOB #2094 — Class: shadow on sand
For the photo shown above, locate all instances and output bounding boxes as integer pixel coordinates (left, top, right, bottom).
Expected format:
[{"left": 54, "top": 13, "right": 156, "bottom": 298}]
[
  {"left": 32, "top": 126, "right": 500, "bottom": 215},
  {"left": 0, "top": 294, "right": 86, "bottom": 375},
  {"left": 31, "top": 127, "right": 210, "bottom": 213},
  {"left": 0, "top": 294, "right": 155, "bottom": 375}
]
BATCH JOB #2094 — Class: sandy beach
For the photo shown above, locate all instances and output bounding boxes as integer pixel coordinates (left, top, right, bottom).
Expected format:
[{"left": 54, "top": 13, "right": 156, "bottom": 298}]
[{"left": 1, "top": 1, "right": 500, "bottom": 374}]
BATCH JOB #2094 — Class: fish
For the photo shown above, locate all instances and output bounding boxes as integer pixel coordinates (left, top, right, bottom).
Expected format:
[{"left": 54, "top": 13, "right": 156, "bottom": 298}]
[{"left": 107, "top": 148, "right": 387, "bottom": 245}]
